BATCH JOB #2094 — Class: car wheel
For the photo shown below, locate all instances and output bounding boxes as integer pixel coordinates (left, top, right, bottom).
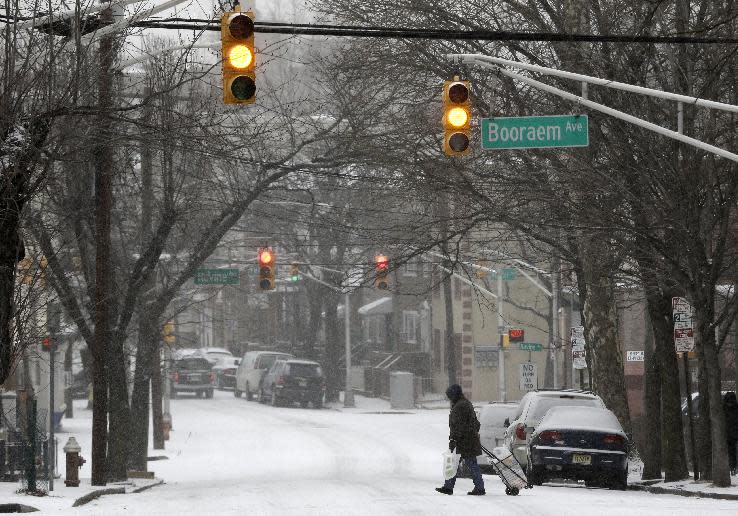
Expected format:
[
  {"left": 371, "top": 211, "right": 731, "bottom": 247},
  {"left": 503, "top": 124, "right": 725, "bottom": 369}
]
[
  {"left": 314, "top": 398, "right": 323, "bottom": 409},
  {"left": 607, "top": 470, "right": 627, "bottom": 491},
  {"left": 258, "top": 387, "right": 266, "bottom": 404},
  {"left": 206, "top": 389, "right": 214, "bottom": 399},
  {"left": 234, "top": 387, "right": 242, "bottom": 398},
  {"left": 216, "top": 376, "right": 223, "bottom": 390},
  {"left": 270, "top": 390, "right": 279, "bottom": 407},
  {"left": 300, "top": 401, "right": 308, "bottom": 408},
  {"left": 245, "top": 383, "right": 252, "bottom": 401},
  {"left": 527, "top": 463, "right": 544, "bottom": 486}
]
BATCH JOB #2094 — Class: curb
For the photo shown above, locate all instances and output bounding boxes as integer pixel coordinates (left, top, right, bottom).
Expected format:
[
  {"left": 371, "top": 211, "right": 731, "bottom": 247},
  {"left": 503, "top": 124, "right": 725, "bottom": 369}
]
[
  {"left": 71, "top": 479, "right": 164, "bottom": 507},
  {"left": 629, "top": 483, "right": 738, "bottom": 501}
]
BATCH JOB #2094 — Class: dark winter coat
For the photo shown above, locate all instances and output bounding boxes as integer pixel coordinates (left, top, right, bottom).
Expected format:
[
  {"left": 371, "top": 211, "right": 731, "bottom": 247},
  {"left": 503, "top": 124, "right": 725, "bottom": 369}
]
[
  {"left": 724, "top": 393, "right": 738, "bottom": 441},
  {"left": 448, "top": 395, "right": 482, "bottom": 458}
]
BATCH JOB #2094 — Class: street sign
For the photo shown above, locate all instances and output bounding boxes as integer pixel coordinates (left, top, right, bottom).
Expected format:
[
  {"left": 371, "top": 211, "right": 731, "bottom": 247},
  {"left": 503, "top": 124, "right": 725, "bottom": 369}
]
[
  {"left": 520, "top": 342, "right": 543, "bottom": 352},
  {"left": 671, "top": 297, "right": 694, "bottom": 352},
  {"left": 519, "top": 362, "right": 537, "bottom": 391},
  {"left": 502, "top": 268, "right": 517, "bottom": 281},
  {"left": 481, "top": 115, "right": 589, "bottom": 150},
  {"left": 571, "top": 326, "right": 587, "bottom": 369},
  {"left": 194, "top": 268, "right": 240, "bottom": 285},
  {"left": 626, "top": 350, "right": 645, "bottom": 362}
]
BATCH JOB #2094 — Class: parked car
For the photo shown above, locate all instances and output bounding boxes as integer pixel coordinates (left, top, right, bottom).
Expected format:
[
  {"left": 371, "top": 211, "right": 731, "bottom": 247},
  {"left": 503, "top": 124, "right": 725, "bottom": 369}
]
[
  {"left": 476, "top": 402, "right": 519, "bottom": 472},
  {"left": 259, "top": 359, "right": 326, "bottom": 408},
  {"left": 212, "top": 357, "right": 241, "bottom": 390},
  {"left": 504, "top": 390, "right": 606, "bottom": 467},
  {"left": 234, "top": 351, "right": 294, "bottom": 399},
  {"left": 527, "top": 406, "right": 628, "bottom": 490},
  {"left": 169, "top": 357, "right": 215, "bottom": 398}
]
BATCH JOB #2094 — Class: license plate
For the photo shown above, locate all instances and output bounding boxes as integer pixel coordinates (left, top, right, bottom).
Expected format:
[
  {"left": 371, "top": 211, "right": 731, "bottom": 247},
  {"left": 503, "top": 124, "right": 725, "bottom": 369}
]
[
  {"left": 572, "top": 454, "right": 591, "bottom": 465},
  {"left": 298, "top": 379, "right": 307, "bottom": 387},
  {"left": 188, "top": 374, "right": 200, "bottom": 382}
]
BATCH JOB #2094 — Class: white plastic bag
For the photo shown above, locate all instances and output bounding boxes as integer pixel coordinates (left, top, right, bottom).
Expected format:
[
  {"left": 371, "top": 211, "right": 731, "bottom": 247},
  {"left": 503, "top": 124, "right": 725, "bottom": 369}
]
[{"left": 443, "top": 449, "right": 461, "bottom": 480}]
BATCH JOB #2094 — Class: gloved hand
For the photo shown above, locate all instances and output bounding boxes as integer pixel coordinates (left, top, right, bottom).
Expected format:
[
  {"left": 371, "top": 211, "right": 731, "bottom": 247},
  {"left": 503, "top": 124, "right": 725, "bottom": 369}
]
[{"left": 449, "top": 440, "right": 456, "bottom": 451}]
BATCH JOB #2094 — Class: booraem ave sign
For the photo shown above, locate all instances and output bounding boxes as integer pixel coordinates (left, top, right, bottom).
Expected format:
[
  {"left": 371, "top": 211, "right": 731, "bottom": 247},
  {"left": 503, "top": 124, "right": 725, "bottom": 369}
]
[{"left": 481, "top": 115, "right": 589, "bottom": 150}]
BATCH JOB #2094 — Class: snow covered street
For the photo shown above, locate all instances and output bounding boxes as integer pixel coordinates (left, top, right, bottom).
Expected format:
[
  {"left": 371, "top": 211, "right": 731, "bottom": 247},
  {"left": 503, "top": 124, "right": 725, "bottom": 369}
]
[{"left": 34, "top": 392, "right": 730, "bottom": 515}]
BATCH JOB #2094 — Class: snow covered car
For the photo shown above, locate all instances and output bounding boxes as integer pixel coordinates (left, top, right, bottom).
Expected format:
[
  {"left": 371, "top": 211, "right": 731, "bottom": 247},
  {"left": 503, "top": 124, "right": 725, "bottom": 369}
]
[
  {"left": 211, "top": 357, "right": 241, "bottom": 390},
  {"left": 170, "top": 357, "right": 215, "bottom": 398},
  {"left": 476, "top": 402, "right": 519, "bottom": 472},
  {"left": 259, "top": 359, "right": 326, "bottom": 408},
  {"left": 504, "top": 390, "right": 606, "bottom": 467},
  {"left": 527, "top": 406, "right": 628, "bottom": 490},
  {"left": 234, "top": 351, "right": 293, "bottom": 399}
]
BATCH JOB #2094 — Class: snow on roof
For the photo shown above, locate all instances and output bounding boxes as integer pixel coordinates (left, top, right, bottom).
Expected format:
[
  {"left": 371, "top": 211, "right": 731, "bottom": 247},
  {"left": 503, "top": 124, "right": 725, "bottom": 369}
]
[
  {"left": 536, "top": 406, "right": 624, "bottom": 435},
  {"left": 202, "top": 347, "right": 232, "bottom": 355}
]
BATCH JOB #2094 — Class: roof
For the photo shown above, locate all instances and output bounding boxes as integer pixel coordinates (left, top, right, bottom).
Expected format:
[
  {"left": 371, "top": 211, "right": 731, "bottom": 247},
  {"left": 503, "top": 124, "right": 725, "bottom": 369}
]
[
  {"left": 536, "top": 406, "right": 625, "bottom": 435},
  {"left": 358, "top": 296, "right": 393, "bottom": 316},
  {"left": 281, "top": 359, "right": 321, "bottom": 366}
]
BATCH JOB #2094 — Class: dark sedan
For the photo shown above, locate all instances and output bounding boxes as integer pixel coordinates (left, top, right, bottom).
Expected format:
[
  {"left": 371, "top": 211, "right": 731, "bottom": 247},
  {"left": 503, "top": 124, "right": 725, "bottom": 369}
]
[
  {"left": 527, "top": 406, "right": 628, "bottom": 490},
  {"left": 259, "top": 359, "right": 326, "bottom": 408},
  {"left": 170, "top": 357, "right": 215, "bottom": 398}
]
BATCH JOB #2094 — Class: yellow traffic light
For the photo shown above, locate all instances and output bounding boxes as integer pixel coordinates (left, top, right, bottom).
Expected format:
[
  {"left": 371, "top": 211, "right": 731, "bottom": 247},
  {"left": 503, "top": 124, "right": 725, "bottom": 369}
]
[
  {"left": 221, "top": 10, "right": 256, "bottom": 105},
  {"left": 162, "top": 322, "right": 176, "bottom": 344},
  {"left": 443, "top": 77, "right": 471, "bottom": 156},
  {"left": 258, "top": 247, "right": 276, "bottom": 290}
]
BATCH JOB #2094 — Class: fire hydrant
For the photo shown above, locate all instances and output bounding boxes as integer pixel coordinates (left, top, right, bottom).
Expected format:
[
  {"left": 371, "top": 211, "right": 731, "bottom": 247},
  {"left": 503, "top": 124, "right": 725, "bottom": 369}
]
[
  {"left": 162, "top": 413, "right": 172, "bottom": 441},
  {"left": 63, "top": 437, "right": 85, "bottom": 487}
]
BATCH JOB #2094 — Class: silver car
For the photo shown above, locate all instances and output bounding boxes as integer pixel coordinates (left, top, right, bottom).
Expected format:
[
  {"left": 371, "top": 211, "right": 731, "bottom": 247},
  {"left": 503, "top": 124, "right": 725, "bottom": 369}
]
[{"left": 476, "top": 403, "right": 519, "bottom": 471}]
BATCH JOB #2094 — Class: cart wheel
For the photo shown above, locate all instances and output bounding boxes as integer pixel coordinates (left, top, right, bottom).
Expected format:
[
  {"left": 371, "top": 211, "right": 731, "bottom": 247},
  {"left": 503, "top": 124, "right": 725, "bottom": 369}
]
[
  {"left": 505, "top": 488, "right": 511, "bottom": 495},
  {"left": 510, "top": 487, "right": 519, "bottom": 496}
]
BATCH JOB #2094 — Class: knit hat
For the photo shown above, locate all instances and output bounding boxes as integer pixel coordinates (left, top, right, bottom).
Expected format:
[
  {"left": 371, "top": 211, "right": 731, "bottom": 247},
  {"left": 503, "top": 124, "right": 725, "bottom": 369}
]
[{"left": 446, "top": 384, "right": 463, "bottom": 402}]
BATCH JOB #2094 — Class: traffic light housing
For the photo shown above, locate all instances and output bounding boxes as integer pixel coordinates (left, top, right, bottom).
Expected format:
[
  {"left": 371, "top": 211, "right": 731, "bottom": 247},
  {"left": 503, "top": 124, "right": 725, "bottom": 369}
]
[
  {"left": 374, "top": 254, "right": 390, "bottom": 290},
  {"left": 41, "top": 336, "right": 56, "bottom": 352},
  {"left": 258, "top": 247, "right": 276, "bottom": 290},
  {"left": 443, "top": 77, "right": 471, "bottom": 156},
  {"left": 509, "top": 328, "right": 525, "bottom": 342},
  {"left": 289, "top": 263, "right": 300, "bottom": 282},
  {"left": 221, "top": 10, "right": 256, "bottom": 104},
  {"left": 162, "top": 322, "right": 176, "bottom": 345}
]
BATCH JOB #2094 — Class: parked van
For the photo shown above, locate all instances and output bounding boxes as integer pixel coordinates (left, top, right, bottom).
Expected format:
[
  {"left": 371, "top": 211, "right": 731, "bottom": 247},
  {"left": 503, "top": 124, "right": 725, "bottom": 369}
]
[{"left": 234, "top": 351, "right": 293, "bottom": 400}]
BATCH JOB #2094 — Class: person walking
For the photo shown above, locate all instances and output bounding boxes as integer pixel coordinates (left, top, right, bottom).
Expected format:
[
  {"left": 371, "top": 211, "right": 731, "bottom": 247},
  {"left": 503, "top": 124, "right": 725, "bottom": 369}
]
[
  {"left": 436, "top": 384, "right": 486, "bottom": 495},
  {"left": 724, "top": 392, "right": 738, "bottom": 475}
]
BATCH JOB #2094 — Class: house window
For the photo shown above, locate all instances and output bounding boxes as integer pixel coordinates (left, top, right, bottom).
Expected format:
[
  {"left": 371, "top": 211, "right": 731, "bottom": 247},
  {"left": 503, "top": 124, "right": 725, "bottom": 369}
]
[
  {"left": 403, "top": 259, "right": 418, "bottom": 277},
  {"left": 402, "top": 311, "right": 419, "bottom": 343}
]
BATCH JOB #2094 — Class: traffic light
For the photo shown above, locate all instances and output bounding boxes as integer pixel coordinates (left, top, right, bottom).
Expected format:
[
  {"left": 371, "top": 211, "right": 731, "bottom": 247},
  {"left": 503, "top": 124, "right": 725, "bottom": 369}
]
[
  {"left": 289, "top": 263, "right": 300, "bottom": 282},
  {"left": 443, "top": 76, "right": 471, "bottom": 156},
  {"left": 41, "top": 336, "right": 56, "bottom": 352},
  {"left": 162, "top": 322, "right": 176, "bottom": 345},
  {"left": 258, "top": 247, "right": 276, "bottom": 290},
  {"left": 221, "top": 10, "right": 256, "bottom": 104},
  {"left": 374, "top": 254, "right": 390, "bottom": 290}
]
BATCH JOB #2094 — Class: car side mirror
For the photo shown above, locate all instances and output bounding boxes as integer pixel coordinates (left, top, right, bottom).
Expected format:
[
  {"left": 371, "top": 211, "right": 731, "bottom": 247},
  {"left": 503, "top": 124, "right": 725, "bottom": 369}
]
[{"left": 504, "top": 418, "right": 510, "bottom": 427}]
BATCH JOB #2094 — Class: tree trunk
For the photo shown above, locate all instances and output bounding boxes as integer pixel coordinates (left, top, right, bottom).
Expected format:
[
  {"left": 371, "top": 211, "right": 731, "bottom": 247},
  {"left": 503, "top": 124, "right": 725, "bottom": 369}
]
[
  {"left": 106, "top": 336, "right": 131, "bottom": 481},
  {"left": 697, "top": 359, "right": 712, "bottom": 480},
  {"left": 151, "top": 350, "right": 164, "bottom": 450},
  {"left": 577, "top": 241, "right": 631, "bottom": 434},
  {"left": 323, "top": 298, "right": 340, "bottom": 402},
  {"left": 129, "top": 318, "right": 156, "bottom": 472},
  {"left": 641, "top": 311, "right": 662, "bottom": 480},
  {"left": 694, "top": 303, "right": 731, "bottom": 486}
]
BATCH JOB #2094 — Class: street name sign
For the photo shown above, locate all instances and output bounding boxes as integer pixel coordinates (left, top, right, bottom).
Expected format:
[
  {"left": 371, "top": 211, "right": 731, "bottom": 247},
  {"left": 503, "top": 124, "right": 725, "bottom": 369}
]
[
  {"left": 519, "top": 362, "right": 537, "bottom": 391},
  {"left": 671, "top": 297, "right": 694, "bottom": 352},
  {"left": 502, "top": 268, "right": 517, "bottom": 281},
  {"left": 195, "top": 268, "right": 240, "bottom": 285},
  {"left": 481, "top": 115, "right": 589, "bottom": 150},
  {"left": 626, "top": 351, "right": 645, "bottom": 362},
  {"left": 520, "top": 342, "right": 543, "bottom": 352}
]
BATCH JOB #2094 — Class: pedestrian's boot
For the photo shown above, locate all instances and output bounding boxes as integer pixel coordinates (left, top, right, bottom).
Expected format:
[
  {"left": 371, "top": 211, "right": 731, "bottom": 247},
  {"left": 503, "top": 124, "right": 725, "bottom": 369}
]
[
  {"left": 435, "top": 487, "right": 453, "bottom": 495},
  {"left": 467, "top": 487, "right": 486, "bottom": 496}
]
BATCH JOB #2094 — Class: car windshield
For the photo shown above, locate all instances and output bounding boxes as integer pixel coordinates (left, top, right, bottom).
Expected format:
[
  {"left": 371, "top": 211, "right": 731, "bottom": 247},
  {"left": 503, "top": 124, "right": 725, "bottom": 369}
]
[
  {"left": 259, "top": 355, "right": 285, "bottom": 370},
  {"left": 286, "top": 363, "right": 322, "bottom": 377},
  {"left": 175, "top": 358, "right": 212, "bottom": 370},
  {"left": 530, "top": 397, "right": 600, "bottom": 422},
  {"left": 480, "top": 406, "right": 518, "bottom": 427}
]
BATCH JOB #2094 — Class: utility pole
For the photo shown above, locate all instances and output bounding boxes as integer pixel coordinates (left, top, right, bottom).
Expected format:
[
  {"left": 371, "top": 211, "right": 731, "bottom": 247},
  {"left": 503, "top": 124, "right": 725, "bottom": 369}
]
[
  {"left": 551, "top": 254, "right": 560, "bottom": 389},
  {"left": 497, "top": 272, "right": 506, "bottom": 402},
  {"left": 344, "top": 291, "right": 354, "bottom": 408}
]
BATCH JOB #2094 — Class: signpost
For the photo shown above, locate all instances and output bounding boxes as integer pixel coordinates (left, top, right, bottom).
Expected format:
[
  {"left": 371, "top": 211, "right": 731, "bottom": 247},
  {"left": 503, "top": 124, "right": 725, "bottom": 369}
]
[
  {"left": 481, "top": 115, "right": 589, "bottom": 150},
  {"left": 570, "top": 326, "right": 587, "bottom": 369},
  {"left": 520, "top": 342, "right": 543, "bottom": 352},
  {"left": 671, "top": 297, "right": 694, "bottom": 352},
  {"left": 194, "top": 268, "right": 240, "bottom": 285},
  {"left": 519, "top": 362, "right": 537, "bottom": 391}
]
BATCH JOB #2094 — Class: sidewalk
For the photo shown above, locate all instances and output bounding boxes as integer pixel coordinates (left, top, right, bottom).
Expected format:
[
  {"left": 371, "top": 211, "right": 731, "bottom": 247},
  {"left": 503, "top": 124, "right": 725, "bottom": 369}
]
[{"left": 629, "top": 473, "right": 738, "bottom": 500}]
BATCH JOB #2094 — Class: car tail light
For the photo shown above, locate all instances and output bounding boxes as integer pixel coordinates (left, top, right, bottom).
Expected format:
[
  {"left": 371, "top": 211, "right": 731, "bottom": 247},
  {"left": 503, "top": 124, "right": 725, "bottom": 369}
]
[
  {"left": 603, "top": 434, "right": 625, "bottom": 445},
  {"left": 209, "top": 372, "right": 215, "bottom": 383},
  {"left": 515, "top": 423, "right": 526, "bottom": 441},
  {"left": 171, "top": 372, "right": 179, "bottom": 383},
  {"left": 538, "top": 430, "right": 563, "bottom": 442},
  {"left": 276, "top": 376, "right": 285, "bottom": 385}
]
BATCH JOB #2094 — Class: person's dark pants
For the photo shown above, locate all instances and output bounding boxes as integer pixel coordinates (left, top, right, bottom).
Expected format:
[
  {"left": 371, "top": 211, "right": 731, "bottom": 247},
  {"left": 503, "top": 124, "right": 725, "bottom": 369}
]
[
  {"left": 443, "top": 456, "right": 485, "bottom": 491},
  {"left": 728, "top": 438, "right": 737, "bottom": 472}
]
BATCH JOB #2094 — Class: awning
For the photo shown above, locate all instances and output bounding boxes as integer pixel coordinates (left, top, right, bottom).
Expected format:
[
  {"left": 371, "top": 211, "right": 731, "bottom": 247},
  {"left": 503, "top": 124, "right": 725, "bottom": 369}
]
[{"left": 358, "top": 296, "right": 393, "bottom": 316}]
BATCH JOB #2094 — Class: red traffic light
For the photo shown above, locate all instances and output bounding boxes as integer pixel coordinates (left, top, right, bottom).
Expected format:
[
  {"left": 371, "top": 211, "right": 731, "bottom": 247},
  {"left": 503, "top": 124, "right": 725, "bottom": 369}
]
[
  {"left": 375, "top": 255, "right": 389, "bottom": 270},
  {"left": 258, "top": 249, "right": 273, "bottom": 266},
  {"left": 41, "top": 336, "right": 55, "bottom": 352}
]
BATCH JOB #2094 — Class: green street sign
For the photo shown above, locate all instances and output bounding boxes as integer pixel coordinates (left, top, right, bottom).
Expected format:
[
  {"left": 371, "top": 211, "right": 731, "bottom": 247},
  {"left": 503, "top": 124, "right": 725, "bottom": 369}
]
[
  {"left": 481, "top": 115, "right": 589, "bottom": 150},
  {"left": 502, "top": 268, "right": 517, "bottom": 281},
  {"left": 520, "top": 342, "right": 543, "bottom": 352},
  {"left": 195, "top": 268, "right": 240, "bottom": 285}
]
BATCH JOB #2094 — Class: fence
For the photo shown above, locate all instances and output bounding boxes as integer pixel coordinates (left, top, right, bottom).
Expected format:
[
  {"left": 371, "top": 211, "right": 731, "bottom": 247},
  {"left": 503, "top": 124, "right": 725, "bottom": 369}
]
[{"left": 0, "top": 399, "right": 51, "bottom": 493}]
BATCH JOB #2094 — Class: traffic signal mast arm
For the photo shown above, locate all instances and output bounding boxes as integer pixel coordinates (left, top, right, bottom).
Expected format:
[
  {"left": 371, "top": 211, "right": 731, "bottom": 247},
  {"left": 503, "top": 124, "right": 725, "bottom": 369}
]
[{"left": 449, "top": 53, "right": 738, "bottom": 164}]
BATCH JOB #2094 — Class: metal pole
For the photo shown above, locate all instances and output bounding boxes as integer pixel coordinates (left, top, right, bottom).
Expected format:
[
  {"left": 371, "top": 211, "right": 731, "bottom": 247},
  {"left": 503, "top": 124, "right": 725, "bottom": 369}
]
[
  {"left": 497, "top": 272, "right": 506, "bottom": 402},
  {"left": 344, "top": 292, "right": 354, "bottom": 407},
  {"left": 551, "top": 255, "right": 560, "bottom": 389},
  {"left": 48, "top": 346, "right": 55, "bottom": 491},
  {"left": 683, "top": 353, "right": 699, "bottom": 480}
]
